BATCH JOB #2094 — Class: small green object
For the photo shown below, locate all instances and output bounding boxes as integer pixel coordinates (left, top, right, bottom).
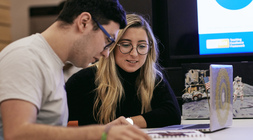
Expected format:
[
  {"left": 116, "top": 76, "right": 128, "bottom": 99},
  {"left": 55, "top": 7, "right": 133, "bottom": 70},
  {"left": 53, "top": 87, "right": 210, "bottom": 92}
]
[{"left": 101, "top": 132, "right": 107, "bottom": 140}]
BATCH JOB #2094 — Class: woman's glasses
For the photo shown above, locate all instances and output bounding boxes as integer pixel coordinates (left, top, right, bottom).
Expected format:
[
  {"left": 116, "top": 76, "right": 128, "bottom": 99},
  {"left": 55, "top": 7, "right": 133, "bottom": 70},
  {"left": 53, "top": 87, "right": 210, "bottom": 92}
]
[{"left": 117, "top": 42, "right": 150, "bottom": 55}]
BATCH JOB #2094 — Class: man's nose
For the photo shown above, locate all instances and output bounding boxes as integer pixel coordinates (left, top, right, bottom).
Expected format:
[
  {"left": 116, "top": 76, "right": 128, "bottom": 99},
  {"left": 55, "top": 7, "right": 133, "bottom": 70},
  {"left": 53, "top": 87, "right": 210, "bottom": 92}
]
[{"left": 101, "top": 48, "right": 110, "bottom": 58}]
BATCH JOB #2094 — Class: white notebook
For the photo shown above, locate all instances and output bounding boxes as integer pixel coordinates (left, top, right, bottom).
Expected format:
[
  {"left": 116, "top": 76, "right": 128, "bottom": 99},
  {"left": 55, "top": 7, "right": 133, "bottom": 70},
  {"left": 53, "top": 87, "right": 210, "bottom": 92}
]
[{"left": 146, "top": 129, "right": 212, "bottom": 140}]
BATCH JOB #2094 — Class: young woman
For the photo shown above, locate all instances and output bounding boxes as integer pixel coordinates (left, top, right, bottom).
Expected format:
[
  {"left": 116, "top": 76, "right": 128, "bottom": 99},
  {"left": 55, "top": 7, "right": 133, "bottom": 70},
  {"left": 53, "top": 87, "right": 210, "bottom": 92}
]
[{"left": 65, "top": 14, "right": 181, "bottom": 128}]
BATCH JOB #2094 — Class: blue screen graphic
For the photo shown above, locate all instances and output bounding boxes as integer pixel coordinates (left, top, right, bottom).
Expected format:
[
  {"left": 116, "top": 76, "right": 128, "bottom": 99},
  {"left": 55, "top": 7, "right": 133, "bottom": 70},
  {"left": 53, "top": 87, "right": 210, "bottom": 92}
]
[
  {"left": 216, "top": 0, "right": 253, "bottom": 10},
  {"left": 199, "top": 32, "right": 253, "bottom": 55}
]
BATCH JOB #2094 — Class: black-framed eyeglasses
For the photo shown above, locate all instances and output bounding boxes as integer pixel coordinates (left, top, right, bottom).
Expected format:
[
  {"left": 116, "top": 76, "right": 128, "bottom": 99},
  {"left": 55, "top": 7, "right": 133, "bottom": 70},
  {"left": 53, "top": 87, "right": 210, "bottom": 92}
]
[
  {"left": 117, "top": 42, "right": 151, "bottom": 55},
  {"left": 93, "top": 18, "right": 115, "bottom": 50}
]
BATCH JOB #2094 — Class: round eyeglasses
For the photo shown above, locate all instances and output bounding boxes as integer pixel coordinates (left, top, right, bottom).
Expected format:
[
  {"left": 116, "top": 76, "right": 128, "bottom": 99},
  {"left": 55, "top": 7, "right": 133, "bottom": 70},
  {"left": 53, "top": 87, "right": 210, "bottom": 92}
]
[{"left": 117, "top": 42, "right": 151, "bottom": 55}]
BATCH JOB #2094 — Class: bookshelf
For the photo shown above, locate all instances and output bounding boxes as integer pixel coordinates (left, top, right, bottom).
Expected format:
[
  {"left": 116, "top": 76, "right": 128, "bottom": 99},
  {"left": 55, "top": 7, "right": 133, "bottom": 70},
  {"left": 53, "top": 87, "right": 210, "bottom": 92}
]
[{"left": 0, "top": 0, "right": 11, "bottom": 51}]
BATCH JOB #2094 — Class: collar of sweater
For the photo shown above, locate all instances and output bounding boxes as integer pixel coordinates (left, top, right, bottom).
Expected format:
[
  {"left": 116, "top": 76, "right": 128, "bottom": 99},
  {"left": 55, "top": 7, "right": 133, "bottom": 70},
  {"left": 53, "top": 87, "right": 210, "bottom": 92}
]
[{"left": 116, "top": 65, "right": 141, "bottom": 83}]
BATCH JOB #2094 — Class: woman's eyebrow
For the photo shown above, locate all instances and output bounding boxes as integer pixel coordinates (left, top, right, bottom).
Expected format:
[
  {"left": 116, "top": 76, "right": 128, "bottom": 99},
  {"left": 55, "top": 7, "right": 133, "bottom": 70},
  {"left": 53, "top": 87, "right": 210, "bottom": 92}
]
[
  {"left": 119, "top": 39, "right": 131, "bottom": 42},
  {"left": 138, "top": 40, "right": 148, "bottom": 43},
  {"left": 119, "top": 39, "right": 147, "bottom": 43}
]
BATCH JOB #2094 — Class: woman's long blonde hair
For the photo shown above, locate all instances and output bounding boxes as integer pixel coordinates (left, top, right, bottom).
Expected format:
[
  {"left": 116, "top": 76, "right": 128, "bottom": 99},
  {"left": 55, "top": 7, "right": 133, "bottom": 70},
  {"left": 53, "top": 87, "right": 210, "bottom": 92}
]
[{"left": 93, "top": 13, "right": 163, "bottom": 124}]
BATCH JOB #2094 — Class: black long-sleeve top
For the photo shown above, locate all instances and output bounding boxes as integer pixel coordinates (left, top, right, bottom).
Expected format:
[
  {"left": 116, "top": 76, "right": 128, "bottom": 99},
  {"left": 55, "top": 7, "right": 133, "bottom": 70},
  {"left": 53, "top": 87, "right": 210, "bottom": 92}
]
[{"left": 65, "top": 66, "right": 181, "bottom": 128}]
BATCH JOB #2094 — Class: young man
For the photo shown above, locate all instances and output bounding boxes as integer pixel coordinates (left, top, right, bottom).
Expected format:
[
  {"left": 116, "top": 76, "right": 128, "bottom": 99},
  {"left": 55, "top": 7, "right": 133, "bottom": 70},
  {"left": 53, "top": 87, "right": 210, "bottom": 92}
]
[{"left": 0, "top": 0, "right": 151, "bottom": 140}]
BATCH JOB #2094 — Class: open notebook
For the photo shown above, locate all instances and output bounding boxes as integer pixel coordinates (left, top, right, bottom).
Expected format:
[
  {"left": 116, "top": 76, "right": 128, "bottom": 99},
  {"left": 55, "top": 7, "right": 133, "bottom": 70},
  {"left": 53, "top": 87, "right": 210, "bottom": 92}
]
[
  {"left": 146, "top": 129, "right": 211, "bottom": 140},
  {"left": 151, "top": 64, "right": 233, "bottom": 132}
]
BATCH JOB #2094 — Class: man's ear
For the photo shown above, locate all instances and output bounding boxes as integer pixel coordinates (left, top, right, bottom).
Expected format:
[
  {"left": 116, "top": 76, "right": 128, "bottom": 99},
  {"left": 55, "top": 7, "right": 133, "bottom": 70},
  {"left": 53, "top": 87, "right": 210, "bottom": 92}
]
[{"left": 76, "top": 12, "right": 92, "bottom": 33}]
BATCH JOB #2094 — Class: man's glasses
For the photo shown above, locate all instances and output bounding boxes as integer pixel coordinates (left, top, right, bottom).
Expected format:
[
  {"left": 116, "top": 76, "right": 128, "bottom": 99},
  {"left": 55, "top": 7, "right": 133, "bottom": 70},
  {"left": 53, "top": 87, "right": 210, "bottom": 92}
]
[
  {"left": 93, "top": 18, "right": 115, "bottom": 50},
  {"left": 117, "top": 42, "right": 151, "bottom": 55}
]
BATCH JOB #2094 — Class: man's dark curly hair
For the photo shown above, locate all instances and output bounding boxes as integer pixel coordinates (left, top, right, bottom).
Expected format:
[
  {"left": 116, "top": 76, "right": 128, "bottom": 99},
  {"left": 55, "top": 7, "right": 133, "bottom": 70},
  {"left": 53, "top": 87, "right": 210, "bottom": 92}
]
[{"left": 57, "top": 0, "right": 126, "bottom": 29}]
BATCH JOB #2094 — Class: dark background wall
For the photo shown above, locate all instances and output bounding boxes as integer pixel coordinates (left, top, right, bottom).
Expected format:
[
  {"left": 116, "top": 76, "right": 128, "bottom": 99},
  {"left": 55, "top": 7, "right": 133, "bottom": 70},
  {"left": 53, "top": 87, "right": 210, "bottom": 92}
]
[{"left": 119, "top": 0, "right": 152, "bottom": 26}]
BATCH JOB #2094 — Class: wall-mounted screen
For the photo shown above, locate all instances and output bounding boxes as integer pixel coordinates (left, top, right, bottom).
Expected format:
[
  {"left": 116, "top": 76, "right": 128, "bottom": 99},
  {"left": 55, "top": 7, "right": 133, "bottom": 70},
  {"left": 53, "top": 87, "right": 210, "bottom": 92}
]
[
  {"left": 166, "top": 0, "right": 253, "bottom": 60},
  {"left": 197, "top": 0, "right": 253, "bottom": 55}
]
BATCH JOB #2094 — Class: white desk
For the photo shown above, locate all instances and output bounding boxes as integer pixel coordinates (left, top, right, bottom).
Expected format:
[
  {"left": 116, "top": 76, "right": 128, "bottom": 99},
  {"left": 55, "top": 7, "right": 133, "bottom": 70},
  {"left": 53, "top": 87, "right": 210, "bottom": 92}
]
[{"left": 182, "top": 119, "right": 253, "bottom": 140}]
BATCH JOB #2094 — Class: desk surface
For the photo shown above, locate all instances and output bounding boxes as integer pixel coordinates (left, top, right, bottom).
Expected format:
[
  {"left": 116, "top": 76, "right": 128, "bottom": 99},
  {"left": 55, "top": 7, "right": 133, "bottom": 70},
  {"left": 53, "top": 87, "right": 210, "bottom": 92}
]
[{"left": 182, "top": 119, "right": 253, "bottom": 140}]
